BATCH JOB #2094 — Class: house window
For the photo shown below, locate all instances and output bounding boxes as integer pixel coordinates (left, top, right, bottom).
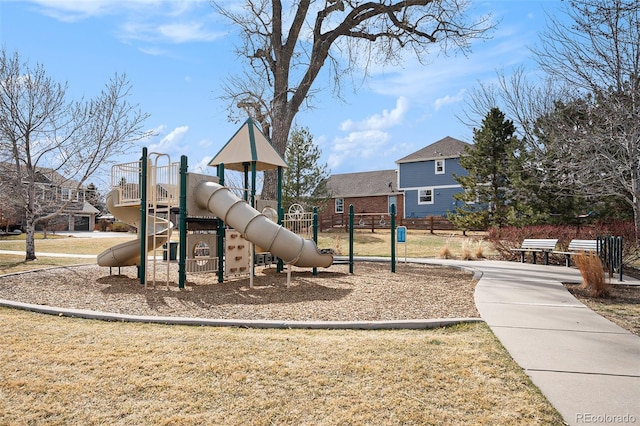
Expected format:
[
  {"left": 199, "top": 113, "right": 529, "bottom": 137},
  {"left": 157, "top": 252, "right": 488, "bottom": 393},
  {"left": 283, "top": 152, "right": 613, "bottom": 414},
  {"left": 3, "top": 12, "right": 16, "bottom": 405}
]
[
  {"left": 435, "top": 159, "right": 445, "bottom": 175},
  {"left": 61, "top": 188, "right": 71, "bottom": 201},
  {"left": 388, "top": 195, "right": 397, "bottom": 214},
  {"left": 335, "top": 198, "right": 344, "bottom": 213},
  {"left": 418, "top": 188, "right": 434, "bottom": 204},
  {"left": 61, "top": 188, "right": 80, "bottom": 201}
]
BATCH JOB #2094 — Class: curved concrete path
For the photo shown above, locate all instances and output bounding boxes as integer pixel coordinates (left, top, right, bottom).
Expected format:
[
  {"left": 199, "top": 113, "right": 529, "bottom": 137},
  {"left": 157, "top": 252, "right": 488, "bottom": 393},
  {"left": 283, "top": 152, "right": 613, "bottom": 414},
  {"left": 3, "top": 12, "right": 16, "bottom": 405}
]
[{"left": 420, "top": 258, "right": 639, "bottom": 426}]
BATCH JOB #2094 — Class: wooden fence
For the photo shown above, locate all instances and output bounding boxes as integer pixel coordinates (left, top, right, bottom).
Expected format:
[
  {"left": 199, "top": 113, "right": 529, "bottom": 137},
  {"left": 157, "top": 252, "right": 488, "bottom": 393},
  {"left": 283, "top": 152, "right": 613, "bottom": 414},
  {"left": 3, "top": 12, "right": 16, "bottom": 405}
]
[{"left": 320, "top": 214, "right": 456, "bottom": 233}]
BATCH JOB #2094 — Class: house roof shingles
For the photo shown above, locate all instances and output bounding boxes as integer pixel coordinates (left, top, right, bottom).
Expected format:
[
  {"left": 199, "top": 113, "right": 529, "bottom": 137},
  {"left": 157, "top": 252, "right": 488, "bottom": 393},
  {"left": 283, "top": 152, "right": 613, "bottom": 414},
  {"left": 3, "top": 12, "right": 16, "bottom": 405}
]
[
  {"left": 326, "top": 170, "right": 398, "bottom": 198},
  {"left": 325, "top": 137, "right": 470, "bottom": 198},
  {"left": 0, "top": 162, "right": 83, "bottom": 188},
  {"left": 395, "top": 136, "right": 470, "bottom": 164}
]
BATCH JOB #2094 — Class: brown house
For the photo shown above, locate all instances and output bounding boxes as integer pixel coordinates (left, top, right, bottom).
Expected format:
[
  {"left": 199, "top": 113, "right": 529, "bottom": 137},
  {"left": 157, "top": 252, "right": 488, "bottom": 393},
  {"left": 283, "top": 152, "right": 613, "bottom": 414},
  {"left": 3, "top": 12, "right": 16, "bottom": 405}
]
[
  {"left": 0, "top": 163, "right": 100, "bottom": 232},
  {"left": 318, "top": 170, "right": 403, "bottom": 230}
]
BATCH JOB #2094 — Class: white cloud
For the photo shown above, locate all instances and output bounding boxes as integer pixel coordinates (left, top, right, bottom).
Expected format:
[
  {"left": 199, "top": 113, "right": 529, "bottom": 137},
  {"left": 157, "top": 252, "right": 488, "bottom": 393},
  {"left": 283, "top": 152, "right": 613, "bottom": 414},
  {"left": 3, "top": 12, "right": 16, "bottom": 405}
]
[
  {"left": 328, "top": 130, "right": 390, "bottom": 170},
  {"left": 31, "top": 0, "right": 178, "bottom": 22},
  {"left": 190, "top": 155, "right": 214, "bottom": 174},
  {"left": 30, "top": 0, "right": 224, "bottom": 45},
  {"left": 366, "top": 12, "right": 540, "bottom": 102},
  {"left": 157, "top": 22, "right": 222, "bottom": 43},
  {"left": 148, "top": 125, "right": 189, "bottom": 152},
  {"left": 433, "top": 89, "right": 467, "bottom": 111},
  {"left": 118, "top": 20, "right": 224, "bottom": 45},
  {"left": 137, "top": 46, "right": 168, "bottom": 56},
  {"left": 340, "top": 97, "right": 409, "bottom": 131},
  {"left": 328, "top": 98, "right": 411, "bottom": 171},
  {"left": 30, "top": 0, "right": 116, "bottom": 22}
]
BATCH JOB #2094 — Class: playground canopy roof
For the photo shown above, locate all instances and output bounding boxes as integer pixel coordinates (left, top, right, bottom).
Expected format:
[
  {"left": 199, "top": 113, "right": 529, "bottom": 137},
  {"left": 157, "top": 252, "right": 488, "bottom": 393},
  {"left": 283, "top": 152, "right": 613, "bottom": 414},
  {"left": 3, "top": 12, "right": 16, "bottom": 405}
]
[{"left": 208, "top": 117, "right": 287, "bottom": 172}]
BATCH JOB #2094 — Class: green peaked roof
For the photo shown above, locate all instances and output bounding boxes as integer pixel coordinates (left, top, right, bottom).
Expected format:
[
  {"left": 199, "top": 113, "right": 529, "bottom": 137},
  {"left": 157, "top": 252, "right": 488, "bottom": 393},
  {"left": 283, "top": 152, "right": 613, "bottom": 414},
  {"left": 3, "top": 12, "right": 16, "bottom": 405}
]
[{"left": 208, "top": 117, "right": 287, "bottom": 172}]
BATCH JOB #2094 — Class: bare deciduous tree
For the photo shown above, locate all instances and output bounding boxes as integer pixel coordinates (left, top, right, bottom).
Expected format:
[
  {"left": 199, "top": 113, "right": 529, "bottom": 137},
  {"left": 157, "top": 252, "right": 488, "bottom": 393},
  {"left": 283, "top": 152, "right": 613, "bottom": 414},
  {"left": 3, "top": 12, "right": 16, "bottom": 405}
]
[
  {"left": 533, "top": 0, "right": 640, "bottom": 238},
  {"left": 214, "top": 0, "right": 493, "bottom": 198},
  {"left": 0, "top": 49, "right": 151, "bottom": 260},
  {"left": 460, "top": 1, "right": 640, "bottom": 238}
]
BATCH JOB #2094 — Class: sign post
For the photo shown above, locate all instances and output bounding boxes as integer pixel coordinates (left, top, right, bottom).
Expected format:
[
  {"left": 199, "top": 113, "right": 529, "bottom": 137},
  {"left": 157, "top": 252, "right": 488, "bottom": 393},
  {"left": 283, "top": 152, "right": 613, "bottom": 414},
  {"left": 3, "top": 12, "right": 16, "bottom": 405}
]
[{"left": 397, "top": 226, "right": 407, "bottom": 263}]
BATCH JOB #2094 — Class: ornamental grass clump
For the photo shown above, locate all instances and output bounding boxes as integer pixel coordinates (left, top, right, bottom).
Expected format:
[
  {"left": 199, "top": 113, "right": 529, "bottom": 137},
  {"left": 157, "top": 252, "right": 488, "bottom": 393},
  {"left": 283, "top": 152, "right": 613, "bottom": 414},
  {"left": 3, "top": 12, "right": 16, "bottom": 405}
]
[
  {"left": 574, "top": 251, "right": 610, "bottom": 297},
  {"left": 474, "top": 241, "right": 486, "bottom": 259},
  {"left": 439, "top": 241, "right": 453, "bottom": 259},
  {"left": 460, "top": 239, "right": 473, "bottom": 260}
]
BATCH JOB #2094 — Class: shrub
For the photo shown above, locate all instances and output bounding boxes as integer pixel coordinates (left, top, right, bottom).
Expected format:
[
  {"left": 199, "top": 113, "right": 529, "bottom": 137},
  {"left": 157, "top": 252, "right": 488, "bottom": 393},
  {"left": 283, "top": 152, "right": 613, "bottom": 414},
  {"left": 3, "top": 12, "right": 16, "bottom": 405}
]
[
  {"left": 474, "top": 240, "right": 486, "bottom": 259},
  {"left": 439, "top": 243, "right": 453, "bottom": 259},
  {"left": 460, "top": 239, "right": 473, "bottom": 260},
  {"left": 488, "top": 221, "right": 639, "bottom": 268},
  {"left": 110, "top": 222, "right": 131, "bottom": 232},
  {"left": 574, "top": 251, "right": 610, "bottom": 297}
]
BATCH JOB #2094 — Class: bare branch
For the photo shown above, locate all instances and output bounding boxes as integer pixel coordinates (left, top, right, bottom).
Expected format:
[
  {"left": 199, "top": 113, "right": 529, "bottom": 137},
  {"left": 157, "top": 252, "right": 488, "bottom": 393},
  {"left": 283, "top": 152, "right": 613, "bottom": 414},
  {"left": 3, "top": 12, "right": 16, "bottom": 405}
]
[
  {"left": 0, "top": 48, "right": 151, "bottom": 259},
  {"left": 214, "top": 0, "right": 493, "bottom": 198}
]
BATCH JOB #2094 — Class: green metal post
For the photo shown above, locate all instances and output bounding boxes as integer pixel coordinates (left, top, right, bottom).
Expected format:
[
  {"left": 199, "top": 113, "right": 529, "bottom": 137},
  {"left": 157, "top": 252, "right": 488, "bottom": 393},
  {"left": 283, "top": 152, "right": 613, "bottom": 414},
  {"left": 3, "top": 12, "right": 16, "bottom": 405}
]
[
  {"left": 349, "top": 204, "right": 354, "bottom": 274},
  {"left": 313, "top": 206, "right": 318, "bottom": 276},
  {"left": 617, "top": 236, "right": 623, "bottom": 281},
  {"left": 217, "top": 163, "right": 225, "bottom": 283},
  {"left": 243, "top": 162, "right": 249, "bottom": 202},
  {"left": 251, "top": 161, "right": 257, "bottom": 280},
  {"left": 251, "top": 161, "right": 257, "bottom": 209},
  {"left": 277, "top": 166, "right": 283, "bottom": 216},
  {"left": 277, "top": 166, "right": 284, "bottom": 273},
  {"left": 178, "top": 155, "right": 188, "bottom": 289},
  {"left": 277, "top": 206, "right": 284, "bottom": 273},
  {"left": 138, "top": 148, "right": 148, "bottom": 285},
  {"left": 390, "top": 204, "right": 396, "bottom": 273}
]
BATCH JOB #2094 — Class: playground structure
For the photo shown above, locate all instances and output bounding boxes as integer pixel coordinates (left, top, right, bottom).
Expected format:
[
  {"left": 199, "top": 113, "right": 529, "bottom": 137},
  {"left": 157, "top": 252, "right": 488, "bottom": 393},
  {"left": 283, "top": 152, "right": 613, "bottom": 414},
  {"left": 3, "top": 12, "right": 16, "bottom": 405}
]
[
  {"left": 97, "top": 118, "right": 334, "bottom": 288},
  {"left": 97, "top": 153, "right": 177, "bottom": 287}
]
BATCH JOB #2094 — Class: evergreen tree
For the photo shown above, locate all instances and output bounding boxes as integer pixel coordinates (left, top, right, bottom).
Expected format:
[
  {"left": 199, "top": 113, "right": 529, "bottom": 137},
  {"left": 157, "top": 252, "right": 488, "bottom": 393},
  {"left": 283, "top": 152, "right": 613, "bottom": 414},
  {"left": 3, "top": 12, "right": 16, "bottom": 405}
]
[
  {"left": 282, "top": 126, "right": 330, "bottom": 211},
  {"left": 85, "top": 183, "right": 105, "bottom": 213},
  {"left": 525, "top": 99, "right": 594, "bottom": 224},
  {"left": 451, "top": 108, "right": 523, "bottom": 229}
]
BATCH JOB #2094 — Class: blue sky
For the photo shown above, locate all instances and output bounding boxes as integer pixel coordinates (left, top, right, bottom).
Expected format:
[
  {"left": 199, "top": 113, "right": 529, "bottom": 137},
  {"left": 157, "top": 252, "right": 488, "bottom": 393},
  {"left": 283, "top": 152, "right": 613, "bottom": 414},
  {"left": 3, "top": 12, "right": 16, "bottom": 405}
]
[{"left": 0, "top": 0, "right": 562, "bottom": 188}]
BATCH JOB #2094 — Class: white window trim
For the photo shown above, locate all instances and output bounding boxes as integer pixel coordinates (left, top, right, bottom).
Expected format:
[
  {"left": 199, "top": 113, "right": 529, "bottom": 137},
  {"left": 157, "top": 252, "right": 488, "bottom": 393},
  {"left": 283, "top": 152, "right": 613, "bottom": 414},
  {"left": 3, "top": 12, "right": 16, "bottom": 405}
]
[
  {"left": 61, "top": 187, "right": 71, "bottom": 201},
  {"left": 435, "top": 159, "right": 445, "bottom": 175},
  {"left": 335, "top": 198, "right": 344, "bottom": 213},
  {"left": 418, "top": 188, "right": 434, "bottom": 205}
]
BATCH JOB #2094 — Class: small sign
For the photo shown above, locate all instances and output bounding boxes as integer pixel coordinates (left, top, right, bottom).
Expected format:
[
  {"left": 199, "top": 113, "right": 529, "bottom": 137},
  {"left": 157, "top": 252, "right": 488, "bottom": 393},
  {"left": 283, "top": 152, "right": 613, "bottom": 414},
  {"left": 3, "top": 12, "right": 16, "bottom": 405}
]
[{"left": 397, "top": 226, "right": 406, "bottom": 243}]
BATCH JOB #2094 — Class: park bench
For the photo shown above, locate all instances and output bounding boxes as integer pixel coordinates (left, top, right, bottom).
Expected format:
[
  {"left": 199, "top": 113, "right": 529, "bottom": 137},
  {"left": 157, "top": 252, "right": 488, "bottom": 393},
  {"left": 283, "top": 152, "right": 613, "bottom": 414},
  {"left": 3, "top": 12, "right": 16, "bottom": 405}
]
[
  {"left": 511, "top": 239, "right": 558, "bottom": 265},
  {"left": 553, "top": 239, "right": 600, "bottom": 267}
]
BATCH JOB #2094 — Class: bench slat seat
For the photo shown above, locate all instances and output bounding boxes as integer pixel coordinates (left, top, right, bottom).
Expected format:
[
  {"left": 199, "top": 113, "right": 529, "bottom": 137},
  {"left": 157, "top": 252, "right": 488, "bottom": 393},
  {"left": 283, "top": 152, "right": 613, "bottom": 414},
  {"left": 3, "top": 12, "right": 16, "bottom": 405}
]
[
  {"left": 511, "top": 239, "right": 558, "bottom": 265},
  {"left": 553, "top": 239, "right": 600, "bottom": 267}
]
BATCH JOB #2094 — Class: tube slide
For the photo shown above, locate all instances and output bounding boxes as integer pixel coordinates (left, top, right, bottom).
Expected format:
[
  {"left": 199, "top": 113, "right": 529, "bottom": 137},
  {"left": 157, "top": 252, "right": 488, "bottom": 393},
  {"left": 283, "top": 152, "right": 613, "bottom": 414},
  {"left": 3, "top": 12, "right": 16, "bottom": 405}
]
[
  {"left": 97, "top": 190, "right": 171, "bottom": 267},
  {"left": 195, "top": 181, "right": 333, "bottom": 268}
]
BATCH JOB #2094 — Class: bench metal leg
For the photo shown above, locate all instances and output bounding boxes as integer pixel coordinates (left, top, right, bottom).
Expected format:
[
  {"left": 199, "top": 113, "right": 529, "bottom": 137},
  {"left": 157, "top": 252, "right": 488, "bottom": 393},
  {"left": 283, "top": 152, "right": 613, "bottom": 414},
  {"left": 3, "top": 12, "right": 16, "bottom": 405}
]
[
  {"left": 544, "top": 252, "right": 549, "bottom": 265},
  {"left": 565, "top": 254, "right": 571, "bottom": 267},
  {"left": 532, "top": 252, "right": 537, "bottom": 264},
  {"left": 520, "top": 252, "right": 525, "bottom": 263}
]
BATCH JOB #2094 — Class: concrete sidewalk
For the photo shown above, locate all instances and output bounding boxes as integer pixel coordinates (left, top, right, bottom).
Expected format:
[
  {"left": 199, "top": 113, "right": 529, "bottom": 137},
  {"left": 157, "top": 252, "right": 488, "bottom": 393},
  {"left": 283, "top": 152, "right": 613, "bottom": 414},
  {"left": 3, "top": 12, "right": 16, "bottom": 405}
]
[
  {"left": 457, "top": 260, "right": 639, "bottom": 426},
  {"left": 0, "top": 249, "right": 97, "bottom": 258}
]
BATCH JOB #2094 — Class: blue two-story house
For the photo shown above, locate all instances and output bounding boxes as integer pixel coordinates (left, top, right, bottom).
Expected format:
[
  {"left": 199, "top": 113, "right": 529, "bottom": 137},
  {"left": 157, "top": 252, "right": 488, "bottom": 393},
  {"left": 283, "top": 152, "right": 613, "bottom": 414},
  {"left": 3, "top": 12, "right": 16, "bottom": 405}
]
[{"left": 396, "top": 136, "right": 470, "bottom": 218}]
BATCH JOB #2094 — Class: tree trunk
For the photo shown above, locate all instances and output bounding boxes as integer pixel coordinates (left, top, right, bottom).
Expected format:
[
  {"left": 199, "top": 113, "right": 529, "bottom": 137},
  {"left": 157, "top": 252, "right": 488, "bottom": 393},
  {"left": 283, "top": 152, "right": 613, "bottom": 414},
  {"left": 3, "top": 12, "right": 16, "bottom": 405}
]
[
  {"left": 633, "top": 184, "right": 640, "bottom": 243},
  {"left": 25, "top": 220, "right": 36, "bottom": 261},
  {"left": 634, "top": 204, "right": 640, "bottom": 243},
  {"left": 261, "top": 105, "right": 294, "bottom": 199}
]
